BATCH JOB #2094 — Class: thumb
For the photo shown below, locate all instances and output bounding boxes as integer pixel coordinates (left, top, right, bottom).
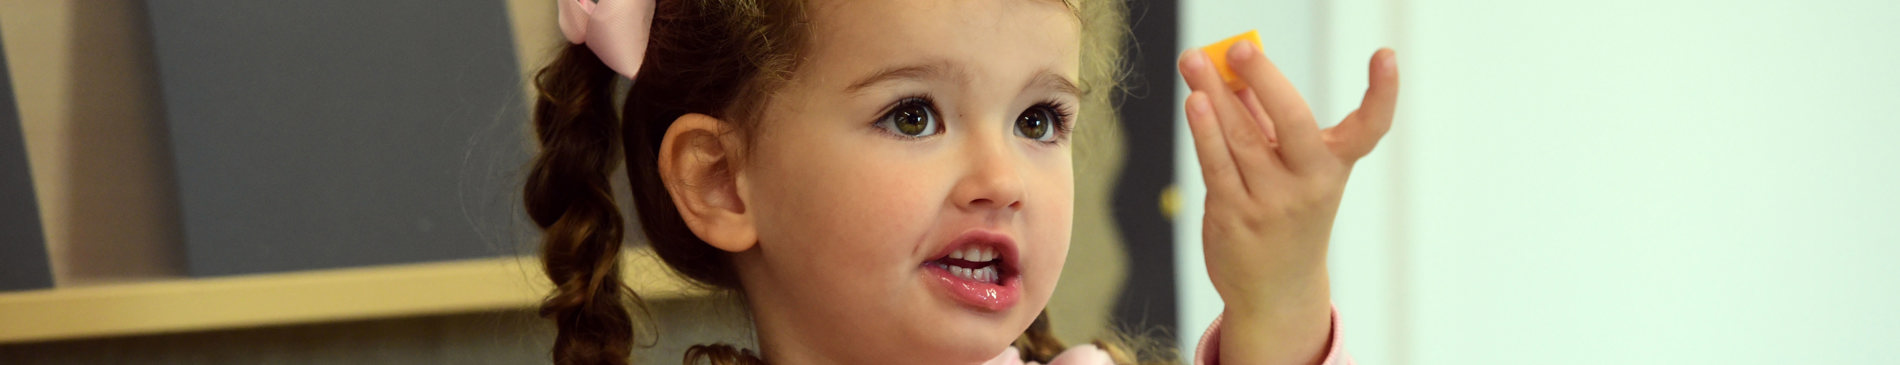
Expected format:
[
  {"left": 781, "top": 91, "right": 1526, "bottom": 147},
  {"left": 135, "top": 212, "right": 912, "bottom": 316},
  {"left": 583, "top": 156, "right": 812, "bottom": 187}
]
[{"left": 1325, "top": 48, "right": 1399, "bottom": 162}]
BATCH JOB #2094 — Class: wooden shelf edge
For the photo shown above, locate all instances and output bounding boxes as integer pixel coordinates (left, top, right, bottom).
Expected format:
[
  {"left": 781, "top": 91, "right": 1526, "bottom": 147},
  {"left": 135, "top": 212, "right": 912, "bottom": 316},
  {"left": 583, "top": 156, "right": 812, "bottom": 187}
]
[{"left": 0, "top": 248, "right": 697, "bottom": 344}]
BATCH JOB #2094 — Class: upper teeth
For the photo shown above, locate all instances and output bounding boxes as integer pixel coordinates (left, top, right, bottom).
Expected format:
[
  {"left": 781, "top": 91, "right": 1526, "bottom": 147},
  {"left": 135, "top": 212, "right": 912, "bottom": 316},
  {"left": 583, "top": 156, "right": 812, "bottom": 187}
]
[{"left": 947, "top": 246, "right": 998, "bottom": 262}]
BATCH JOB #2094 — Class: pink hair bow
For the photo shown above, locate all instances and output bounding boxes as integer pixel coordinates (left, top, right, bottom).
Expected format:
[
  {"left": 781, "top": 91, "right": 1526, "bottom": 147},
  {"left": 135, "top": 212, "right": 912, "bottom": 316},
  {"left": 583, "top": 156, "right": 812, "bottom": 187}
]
[{"left": 557, "top": 0, "right": 656, "bottom": 79}]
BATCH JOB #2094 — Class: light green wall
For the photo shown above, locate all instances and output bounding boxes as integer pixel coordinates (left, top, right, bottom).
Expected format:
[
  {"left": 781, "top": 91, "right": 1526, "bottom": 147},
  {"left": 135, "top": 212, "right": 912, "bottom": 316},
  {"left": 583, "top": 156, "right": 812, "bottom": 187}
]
[{"left": 1178, "top": 0, "right": 1900, "bottom": 363}]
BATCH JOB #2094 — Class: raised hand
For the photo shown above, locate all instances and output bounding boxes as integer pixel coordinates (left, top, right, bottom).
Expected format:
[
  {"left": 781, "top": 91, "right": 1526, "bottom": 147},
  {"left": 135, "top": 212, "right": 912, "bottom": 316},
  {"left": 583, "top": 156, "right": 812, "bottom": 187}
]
[{"left": 1177, "top": 40, "right": 1399, "bottom": 365}]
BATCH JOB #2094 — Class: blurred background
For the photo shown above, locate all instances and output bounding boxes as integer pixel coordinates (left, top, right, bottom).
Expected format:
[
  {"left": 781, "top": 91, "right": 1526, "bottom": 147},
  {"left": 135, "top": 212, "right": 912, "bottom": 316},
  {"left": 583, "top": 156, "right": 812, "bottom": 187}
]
[
  {"left": 1, "top": 0, "right": 1896, "bottom": 364},
  {"left": 1174, "top": 0, "right": 1900, "bottom": 363}
]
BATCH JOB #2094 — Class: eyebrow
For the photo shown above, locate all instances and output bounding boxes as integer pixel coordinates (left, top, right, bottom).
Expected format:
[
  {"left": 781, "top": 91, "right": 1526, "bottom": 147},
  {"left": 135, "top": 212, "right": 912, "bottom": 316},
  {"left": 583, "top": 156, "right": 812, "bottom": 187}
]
[
  {"left": 845, "top": 61, "right": 965, "bottom": 93},
  {"left": 1025, "top": 71, "right": 1082, "bottom": 100},
  {"left": 843, "top": 61, "right": 1081, "bottom": 99}
]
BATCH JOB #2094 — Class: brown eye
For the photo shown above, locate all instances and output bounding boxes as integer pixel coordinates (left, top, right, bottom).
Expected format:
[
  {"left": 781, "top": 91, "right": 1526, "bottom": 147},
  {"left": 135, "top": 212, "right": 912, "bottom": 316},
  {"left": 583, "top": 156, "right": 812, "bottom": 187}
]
[
  {"left": 877, "top": 98, "right": 940, "bottom": 138},
  {"left": 1015, "top": 105, "right": 1061, "bottom": 142}
]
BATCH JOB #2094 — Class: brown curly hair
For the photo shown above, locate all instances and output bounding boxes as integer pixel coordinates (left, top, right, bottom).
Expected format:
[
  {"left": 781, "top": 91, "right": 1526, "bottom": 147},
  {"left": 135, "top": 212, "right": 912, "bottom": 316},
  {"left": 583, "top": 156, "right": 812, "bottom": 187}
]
[{"left": 523, "top": 0, "right": 1150, "bottom": 364}]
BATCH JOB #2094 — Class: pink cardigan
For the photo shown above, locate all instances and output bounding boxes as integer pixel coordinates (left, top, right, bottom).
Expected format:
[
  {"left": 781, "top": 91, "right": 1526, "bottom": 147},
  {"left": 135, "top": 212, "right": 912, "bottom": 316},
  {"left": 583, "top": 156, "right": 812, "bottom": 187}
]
[{"left": 981, "top": 309, "right": 1350, "bottom": 365}]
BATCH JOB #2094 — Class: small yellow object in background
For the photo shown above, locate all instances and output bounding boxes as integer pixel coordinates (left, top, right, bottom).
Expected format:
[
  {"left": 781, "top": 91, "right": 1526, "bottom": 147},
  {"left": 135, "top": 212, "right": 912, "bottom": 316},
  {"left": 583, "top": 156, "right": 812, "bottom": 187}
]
[{"left": 1200, "top": 30, "right": 1262, "bottom": 90}]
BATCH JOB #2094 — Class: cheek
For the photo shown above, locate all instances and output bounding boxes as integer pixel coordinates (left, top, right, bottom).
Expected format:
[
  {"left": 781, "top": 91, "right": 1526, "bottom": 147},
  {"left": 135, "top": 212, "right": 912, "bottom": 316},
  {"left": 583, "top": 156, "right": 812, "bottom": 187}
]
[
  {"left": 748, "top": 146, "right": 942, "bottom": 275},
  {"left": 1021, "top": 154, "right": 1076, "bottom": 307}
]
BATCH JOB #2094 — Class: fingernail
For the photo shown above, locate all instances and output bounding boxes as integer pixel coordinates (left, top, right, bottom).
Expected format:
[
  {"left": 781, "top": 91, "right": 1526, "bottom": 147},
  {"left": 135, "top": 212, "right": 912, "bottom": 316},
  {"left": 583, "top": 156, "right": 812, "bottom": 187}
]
[
  {"left": 1379, "top": 49, "right": 1397, "bottom": 72},
  {"left": 1230, "top": 40, "right": 1255, "bottom": 62},
  {"left": 1184, "top": 49, "right": 1209, "bottom": 71}
]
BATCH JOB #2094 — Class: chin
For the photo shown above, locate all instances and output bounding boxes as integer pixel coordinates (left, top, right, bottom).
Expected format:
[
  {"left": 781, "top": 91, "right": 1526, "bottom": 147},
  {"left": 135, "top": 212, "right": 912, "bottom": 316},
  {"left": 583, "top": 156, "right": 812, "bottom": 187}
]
[
  {"left": 902, "top": 300, "right": 1041, "bottom": 363},
  {"left": 898, "top": 228, "right": 1063, "bottom": 363}
]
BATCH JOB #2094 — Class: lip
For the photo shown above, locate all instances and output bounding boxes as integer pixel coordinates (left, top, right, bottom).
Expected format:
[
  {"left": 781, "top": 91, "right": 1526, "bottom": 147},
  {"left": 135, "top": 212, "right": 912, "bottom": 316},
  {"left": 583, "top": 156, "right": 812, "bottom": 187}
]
[{"left": 921, "top": 229, "right": 1023, "bottom": 312}]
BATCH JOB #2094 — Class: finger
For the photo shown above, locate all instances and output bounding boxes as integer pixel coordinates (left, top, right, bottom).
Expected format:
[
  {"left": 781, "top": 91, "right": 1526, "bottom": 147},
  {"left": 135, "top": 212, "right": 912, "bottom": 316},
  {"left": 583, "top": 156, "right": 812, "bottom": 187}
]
[
  {"left": 1179, "top": 48, "right": 1289, "bottom": 191},
  {"left": 1324, "top": 48, "right": 1400, "bottom": 163},
  {"left": 1226, "top": 40, "right": 1328, "bottom": 172},
  {"left": 1237, "top": 88, "right": 1278, "bottom": 145},
  {"left": 1183, "top": 91, "right": 1245, "bottom": 197}
]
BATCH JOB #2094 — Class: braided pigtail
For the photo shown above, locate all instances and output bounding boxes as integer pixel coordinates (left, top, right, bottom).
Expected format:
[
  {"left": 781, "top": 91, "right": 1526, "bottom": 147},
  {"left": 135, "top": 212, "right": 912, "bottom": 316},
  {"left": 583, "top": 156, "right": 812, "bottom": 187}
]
[
  {"left": 527, "top": 0, "right": 809, "bottom": 363},
  {"left": 521, "top": 0, "right": 1150, "bottom": 363},
  {"left": 525, "top": 44, "right": 643, "bottom": 365},
  {"left": 1014, "top": 310, "right": 1175, "bottom": 365}
]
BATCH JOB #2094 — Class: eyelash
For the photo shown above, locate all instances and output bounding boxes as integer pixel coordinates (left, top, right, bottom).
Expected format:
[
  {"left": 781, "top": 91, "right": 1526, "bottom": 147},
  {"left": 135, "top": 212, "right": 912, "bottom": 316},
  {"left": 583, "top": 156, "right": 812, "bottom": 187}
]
[
  {"left": 871, "top": 94, "right": 1078, "bottom": 145},
  {"left": 873, "top": 95, "right": 943, "bottom": 140},
  {"left": 1027, "top": 100, "right": 1077, "bottom": 145}
]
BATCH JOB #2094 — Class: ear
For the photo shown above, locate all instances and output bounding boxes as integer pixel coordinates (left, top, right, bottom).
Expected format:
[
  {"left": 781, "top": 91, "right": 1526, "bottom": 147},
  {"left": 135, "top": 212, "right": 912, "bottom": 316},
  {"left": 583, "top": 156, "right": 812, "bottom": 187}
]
[{"left": 656, "top": 113, "right": 757, "bottom": 253}]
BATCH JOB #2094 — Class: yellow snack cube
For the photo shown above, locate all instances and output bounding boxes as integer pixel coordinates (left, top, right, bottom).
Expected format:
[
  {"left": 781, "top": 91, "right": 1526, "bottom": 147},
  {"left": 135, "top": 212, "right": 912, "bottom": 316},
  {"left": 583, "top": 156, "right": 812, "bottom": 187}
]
[{"left": 1200, "top": 30, "right": 1262, "bottom": 90}]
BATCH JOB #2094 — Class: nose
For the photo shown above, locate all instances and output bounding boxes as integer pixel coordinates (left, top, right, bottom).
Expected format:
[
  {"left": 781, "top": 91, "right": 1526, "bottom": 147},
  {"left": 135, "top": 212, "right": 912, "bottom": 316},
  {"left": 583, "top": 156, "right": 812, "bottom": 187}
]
[{"left": 949, "top": 133, "right": 1026, "bottom": 213}]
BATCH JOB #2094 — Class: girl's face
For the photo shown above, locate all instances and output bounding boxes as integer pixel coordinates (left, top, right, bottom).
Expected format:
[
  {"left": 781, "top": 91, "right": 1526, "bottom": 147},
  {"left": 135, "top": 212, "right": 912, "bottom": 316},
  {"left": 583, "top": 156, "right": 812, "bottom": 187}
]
[{"left": 729, "top": 0, "right": 1081, "bottom": 363}]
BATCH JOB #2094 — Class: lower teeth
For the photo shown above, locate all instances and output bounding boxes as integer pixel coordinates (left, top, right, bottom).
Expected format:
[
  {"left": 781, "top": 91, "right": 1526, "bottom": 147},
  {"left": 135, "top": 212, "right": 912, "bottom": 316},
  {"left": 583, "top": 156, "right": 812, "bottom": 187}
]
[{"left": 938, "top": 263, "right": 999, "bottom": 283}]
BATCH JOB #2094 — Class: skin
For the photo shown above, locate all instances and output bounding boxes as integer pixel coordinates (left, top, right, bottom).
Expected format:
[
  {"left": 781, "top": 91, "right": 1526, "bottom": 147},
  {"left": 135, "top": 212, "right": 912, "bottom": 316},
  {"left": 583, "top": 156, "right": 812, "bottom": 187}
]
[
  {"left": 661, "top": 0, "right": 1078, "bottom": 364},
  {"left": 1178, "top": 41, "right": 1401, "bottom": 364},
  {"left": 656, "top": 0, "right": 1402, "bottom": 364}
]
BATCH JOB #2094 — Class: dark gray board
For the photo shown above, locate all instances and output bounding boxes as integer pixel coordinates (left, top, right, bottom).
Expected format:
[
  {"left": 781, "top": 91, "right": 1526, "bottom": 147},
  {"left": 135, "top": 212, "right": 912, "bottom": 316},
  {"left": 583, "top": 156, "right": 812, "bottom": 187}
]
[
  {"left": 0, "top": 28, "right": 55, "bottom": 291},
  {"left": 145, "top": 0, "right": 534, "bottom": 276},
  {"left": 1109, "top": 0, "right": 1180, "bottom": 338}
]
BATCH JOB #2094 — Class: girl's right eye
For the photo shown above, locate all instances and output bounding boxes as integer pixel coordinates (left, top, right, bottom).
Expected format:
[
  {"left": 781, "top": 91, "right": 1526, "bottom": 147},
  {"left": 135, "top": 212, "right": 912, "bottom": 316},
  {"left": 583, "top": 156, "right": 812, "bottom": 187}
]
[{"left": 874, "top": 97, "right": 941, "bottom": 138}]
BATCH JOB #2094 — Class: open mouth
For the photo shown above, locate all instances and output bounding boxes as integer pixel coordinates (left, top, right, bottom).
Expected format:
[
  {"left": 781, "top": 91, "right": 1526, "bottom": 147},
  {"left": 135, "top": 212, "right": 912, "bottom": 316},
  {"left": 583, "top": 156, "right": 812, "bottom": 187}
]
[
  {"left": 929, "top": 245, "right": 1008, "bottom": 284},
  {"left": 922, "top": 230, "right": 1022, "bottom": 311}
]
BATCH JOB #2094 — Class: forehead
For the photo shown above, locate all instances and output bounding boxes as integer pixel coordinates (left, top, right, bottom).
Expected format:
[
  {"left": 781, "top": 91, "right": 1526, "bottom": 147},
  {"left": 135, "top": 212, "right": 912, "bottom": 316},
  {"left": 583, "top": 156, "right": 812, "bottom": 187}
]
[{"left": 798, "top": 0, "right": 1082, "bottom": 85}]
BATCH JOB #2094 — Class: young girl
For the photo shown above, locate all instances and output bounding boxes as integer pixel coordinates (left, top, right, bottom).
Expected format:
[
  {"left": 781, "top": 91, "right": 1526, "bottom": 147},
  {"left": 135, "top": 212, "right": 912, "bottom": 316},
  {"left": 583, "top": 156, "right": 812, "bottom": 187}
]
[{"left": 523, "top": 0, "right": 1399, "bottom": 364}]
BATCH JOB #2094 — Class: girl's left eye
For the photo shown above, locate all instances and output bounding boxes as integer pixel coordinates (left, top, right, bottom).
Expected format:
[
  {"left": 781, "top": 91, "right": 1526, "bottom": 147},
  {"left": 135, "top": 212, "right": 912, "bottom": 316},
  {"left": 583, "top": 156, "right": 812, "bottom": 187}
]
[{"left": 1015, "top": 103, "right": 1069, "bottom": 142}]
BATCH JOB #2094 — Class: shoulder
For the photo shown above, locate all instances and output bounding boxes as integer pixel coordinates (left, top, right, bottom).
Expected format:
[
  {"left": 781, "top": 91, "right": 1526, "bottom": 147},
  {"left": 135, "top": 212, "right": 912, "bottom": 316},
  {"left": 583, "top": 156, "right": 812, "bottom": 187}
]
[
  {"left": 986, "top": 345, "right": 1115, "bottom": 365},
  {"left": 1044, "top": 344, "right": 1114, "bottom": 365}
]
